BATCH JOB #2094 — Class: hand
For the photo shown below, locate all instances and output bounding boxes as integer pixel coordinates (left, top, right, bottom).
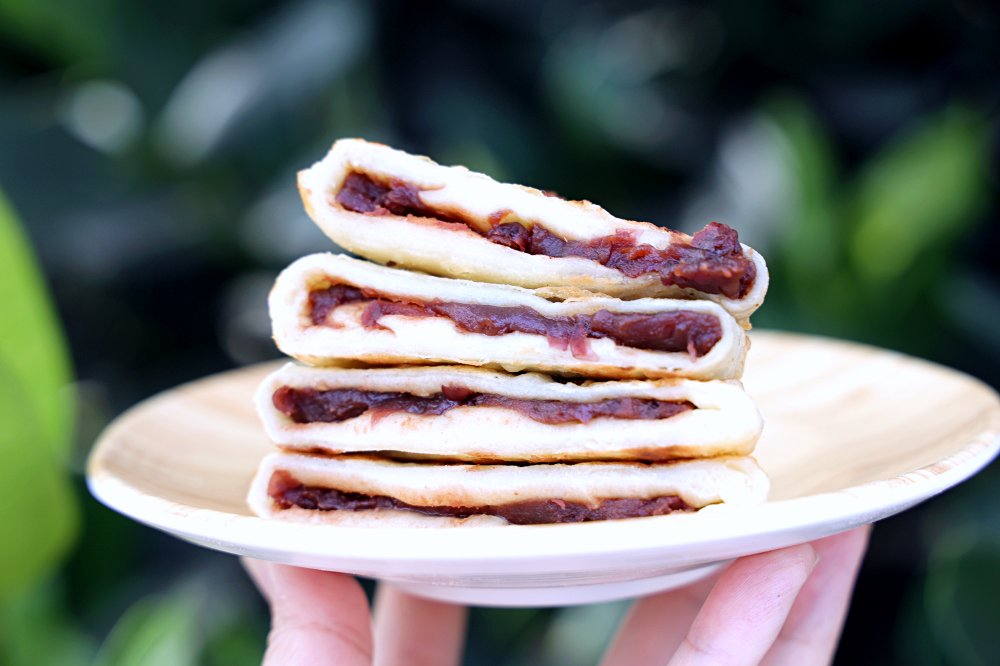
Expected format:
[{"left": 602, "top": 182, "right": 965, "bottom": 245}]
[{"left": 243, "top": 526, "right": 870, "bottom": 666}]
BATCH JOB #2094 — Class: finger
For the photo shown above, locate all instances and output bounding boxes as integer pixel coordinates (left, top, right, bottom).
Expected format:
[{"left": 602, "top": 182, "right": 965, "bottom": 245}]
[
  {"left": 669, "top": 543, "right": 817, "bottom": 666},
  {"left": 372, "top": 583, "right": 467, "bottom": 666},
  {"left": 243, "top": 558, "right": 373, "bottom": 666},
  {"left": 761, "top": 526, "right": 871, "bottom": 666},
  {"left": 243, "top": 556, "right": 275, "bottom": 602},
  {"left": 601, "top": 573, "right": 720, "bottom": 666}
]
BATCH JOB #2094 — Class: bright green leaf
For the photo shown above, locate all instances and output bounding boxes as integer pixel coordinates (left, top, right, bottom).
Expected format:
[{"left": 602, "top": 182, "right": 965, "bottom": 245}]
[
  {"left": 850, "top": 107, "right": 988, "bottom": 286},
  {"left": 0, "top": 362, "right": 78, "bottom": 602},
  {"left": 0, "top": 189, "right": 79, "bottom": 601},
  {"left": 0, "top": 189, "right": 74, "bottom": 459}
]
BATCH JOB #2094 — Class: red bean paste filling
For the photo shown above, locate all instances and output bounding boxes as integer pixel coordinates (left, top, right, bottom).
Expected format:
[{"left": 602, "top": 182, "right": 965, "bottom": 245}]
[
  {"left": 273, "top": 385, "right": 694, "bottom": 425},
  {"left": 335, "top": 171, "right": 755, "bottom": 299},
  {"left": 268, "top": 470, "right": 693, "bottom": 524},
  {"left": 309, "top": 285, "right": 722, "bottom": 358}
]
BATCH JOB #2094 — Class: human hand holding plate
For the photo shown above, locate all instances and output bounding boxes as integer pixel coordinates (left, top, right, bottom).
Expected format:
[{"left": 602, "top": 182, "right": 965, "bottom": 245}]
[{"left": 243, "top": 527, "right": 869, "bottom": 665}]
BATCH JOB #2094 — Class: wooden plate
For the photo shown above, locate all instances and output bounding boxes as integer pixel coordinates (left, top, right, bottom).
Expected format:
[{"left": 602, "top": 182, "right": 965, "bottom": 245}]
[{"left": 87, "top": 331, "right": 1000, "bottom": 606}]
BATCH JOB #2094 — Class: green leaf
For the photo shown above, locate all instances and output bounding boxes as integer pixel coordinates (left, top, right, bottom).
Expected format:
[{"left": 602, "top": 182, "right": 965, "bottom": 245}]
[
  {"left": 850, "top": 107, "right": 988, "bottom": 287},
  {"left": 764, "top": 94, "right": 841, "bottom": 299},
  {"left": 93, "top": 590, "right": 203, "bottom": 666},
  {"left": 0, "top": 362, "right": 78, "bottom": 601},
  {"left": 0, "top": 189, "right": 78, "bottom": 600},
  {"left": 0, "top": 189, "right": 74, "bottom": 459}
]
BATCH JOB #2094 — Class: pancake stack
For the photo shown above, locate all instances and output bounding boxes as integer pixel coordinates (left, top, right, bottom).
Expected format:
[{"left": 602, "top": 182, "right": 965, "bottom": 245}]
[{"left": 247, "top": 139, "right": 770, "bottom": 526}]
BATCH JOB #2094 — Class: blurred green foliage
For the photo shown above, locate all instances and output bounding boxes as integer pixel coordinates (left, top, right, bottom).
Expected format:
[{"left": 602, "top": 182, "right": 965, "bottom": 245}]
[
  {"left": 0, "top": 191, "right": 75, "bottom": 459},
  {"left": 762, "top": 100, "right": 992, "bottom": 346},
  {"left": 0, "top": 0, "right": 111, "bottom": 66},
  {"left": 851, "top": 108, "right": 987, "bottom": 288},
  {"left": 0, "top": 367, "right": 77, "bottom": 601},
  {"left": 0, "top": 192, "right": 79, "bottom": 659},
  {"left": 923, "top": 531, "right": 1000, "bottom": 665},
  {"left": 93, "top": 590, "right": 202, "bottom": 666},
  {"left": 0, "top": 582, "right": 94, "bottom": 666},
  {"left": 0, "top": 0, "right": 997, "bottom": 664}
]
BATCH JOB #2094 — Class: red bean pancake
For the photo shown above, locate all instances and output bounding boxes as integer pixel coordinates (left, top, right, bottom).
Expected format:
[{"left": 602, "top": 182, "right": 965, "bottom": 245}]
[
  {"left": 335, "top": 171, "right": 755, "bottom": 299},
  {"left": 267, "top": 470, "right": 694, "bottom": 524}
]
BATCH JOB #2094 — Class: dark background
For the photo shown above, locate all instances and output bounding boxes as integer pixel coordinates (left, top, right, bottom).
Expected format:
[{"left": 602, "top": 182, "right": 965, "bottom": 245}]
[{"left": 1, "top": 0, "right": 998, "bottom": 663}]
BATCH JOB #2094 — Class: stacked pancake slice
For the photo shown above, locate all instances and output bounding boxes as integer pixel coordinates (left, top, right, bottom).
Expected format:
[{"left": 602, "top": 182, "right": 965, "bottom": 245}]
[{"left": 248, "top": 139, "right": 770, "bottom": 526}]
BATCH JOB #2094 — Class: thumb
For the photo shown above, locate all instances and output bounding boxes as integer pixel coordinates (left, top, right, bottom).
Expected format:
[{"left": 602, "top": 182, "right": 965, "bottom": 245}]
[{"left": 244, "top": 558, "right": 373, "bottom": 666}]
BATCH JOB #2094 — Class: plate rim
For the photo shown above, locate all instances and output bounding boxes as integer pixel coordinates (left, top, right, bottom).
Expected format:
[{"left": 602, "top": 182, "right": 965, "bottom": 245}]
[
  {"left": 86, "top": 331, "right": 1000, "bottom": 566},
  {"left": 88, "top": 430, "right": 999, "bottom": 565}
]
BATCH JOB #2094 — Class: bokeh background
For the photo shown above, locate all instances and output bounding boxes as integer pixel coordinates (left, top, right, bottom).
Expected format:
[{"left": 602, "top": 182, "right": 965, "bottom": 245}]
[{"left": 1, "top": 0, "right": 998, "bottom": 663}]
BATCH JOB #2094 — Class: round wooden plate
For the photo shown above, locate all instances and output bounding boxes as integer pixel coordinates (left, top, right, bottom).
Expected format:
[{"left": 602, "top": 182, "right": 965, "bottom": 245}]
[{"left": 87, "top": 331, "right": 1000, "bottom": 607}]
